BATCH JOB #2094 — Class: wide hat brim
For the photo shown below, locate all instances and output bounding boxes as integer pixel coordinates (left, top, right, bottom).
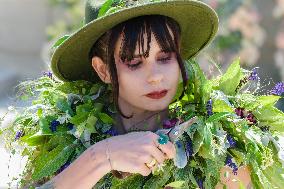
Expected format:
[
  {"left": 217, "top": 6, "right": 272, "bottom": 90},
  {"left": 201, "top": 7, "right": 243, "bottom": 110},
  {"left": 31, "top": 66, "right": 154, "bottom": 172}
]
[{"left": 51, "top": 0, "right": 219, "bottom": 82}]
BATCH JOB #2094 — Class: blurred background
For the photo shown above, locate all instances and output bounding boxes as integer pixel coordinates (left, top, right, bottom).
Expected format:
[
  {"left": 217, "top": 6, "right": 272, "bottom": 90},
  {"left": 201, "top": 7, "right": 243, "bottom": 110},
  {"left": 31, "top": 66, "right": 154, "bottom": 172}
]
[{"left": 0, "top": 0, "right": 283, "bottom": 187}]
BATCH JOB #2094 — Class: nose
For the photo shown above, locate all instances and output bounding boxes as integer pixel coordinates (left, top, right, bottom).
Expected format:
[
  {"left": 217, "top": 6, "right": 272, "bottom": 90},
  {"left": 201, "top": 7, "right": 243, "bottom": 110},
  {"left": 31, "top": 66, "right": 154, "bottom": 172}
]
[{"left": 146, "top": 63, "right": 163, "bottom": 85}]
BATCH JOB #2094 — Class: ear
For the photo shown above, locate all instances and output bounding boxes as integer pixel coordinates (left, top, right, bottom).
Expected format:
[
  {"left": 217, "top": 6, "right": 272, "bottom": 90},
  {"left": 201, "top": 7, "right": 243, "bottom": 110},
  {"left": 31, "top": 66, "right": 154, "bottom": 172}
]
[{"left": 91, "top": 56, "right": 111, "bottom": 84}]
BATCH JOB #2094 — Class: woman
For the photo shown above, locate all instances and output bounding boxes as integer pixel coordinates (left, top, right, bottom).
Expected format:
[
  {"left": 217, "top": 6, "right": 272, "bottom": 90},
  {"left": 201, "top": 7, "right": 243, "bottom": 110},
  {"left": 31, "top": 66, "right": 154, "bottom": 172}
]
[
  {"left": 38, "top": 0, "right": 252, "bottom": 188},
  {"left": 3, "top": 0, "right": 284, "bottom": 189}
]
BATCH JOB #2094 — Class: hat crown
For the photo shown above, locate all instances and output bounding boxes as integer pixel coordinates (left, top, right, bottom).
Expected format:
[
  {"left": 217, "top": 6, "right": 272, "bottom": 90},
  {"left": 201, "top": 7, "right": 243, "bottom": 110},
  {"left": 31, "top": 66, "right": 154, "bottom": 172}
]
[{"left": 85, "top": 0, "right": 163, "bottom": 24}]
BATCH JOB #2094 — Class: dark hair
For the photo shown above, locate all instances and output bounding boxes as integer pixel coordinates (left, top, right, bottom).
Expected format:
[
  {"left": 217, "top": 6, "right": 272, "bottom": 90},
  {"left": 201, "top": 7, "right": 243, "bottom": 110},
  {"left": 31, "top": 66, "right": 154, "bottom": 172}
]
[{"left": 89, "top": 15, "right": 187, "bottom": 118}]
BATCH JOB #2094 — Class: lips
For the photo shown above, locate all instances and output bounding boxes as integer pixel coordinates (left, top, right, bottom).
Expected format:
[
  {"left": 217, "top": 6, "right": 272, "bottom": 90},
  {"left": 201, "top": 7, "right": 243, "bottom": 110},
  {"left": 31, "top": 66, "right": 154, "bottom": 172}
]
[{"left": 145, "top": 90, "right": 168, "bottom": 99}]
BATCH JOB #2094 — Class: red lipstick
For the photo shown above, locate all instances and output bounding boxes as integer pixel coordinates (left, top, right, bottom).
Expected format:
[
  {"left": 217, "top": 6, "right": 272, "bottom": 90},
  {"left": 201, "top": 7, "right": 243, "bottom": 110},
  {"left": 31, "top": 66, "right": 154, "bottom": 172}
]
[{"left": 145, "top": 90, "right": 168, "bottom": 99}]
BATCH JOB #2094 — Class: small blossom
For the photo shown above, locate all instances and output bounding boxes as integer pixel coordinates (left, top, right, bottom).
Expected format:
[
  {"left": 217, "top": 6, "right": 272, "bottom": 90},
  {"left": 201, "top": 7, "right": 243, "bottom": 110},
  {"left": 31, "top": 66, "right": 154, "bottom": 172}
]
[
  {"left": 270, "top": 82, "right": 284, "bottom": 96},
  {"left": 67, "top": 123, "right": 74, "bottom": 130},
  {"left": 227, "top": 135, "right": 237, "bottom": 148},
  {"left": 185, "top": 140, "right": 193, "bottom": 157},
  {"left": 104, "top": 127, "right": 118, "bottom": 136},
  {"left": 225, "top": 155, "right": 238, "bottom": 175},
  {"left": 162, "top": 118, "right": 178, "bottom": 129},
  {"left": 50, "top": 120, "right": 60, "bottom": 132},
  {"left": 206, "top": 98, "right": 213, "bottom": 116},
  {"left": 235, "top": 107, "right": 245, "bottom": 118},
  {"left": 196, "top": 178, "right": 204, "bottom": 189},
  {"left": 15, "top": 130, "right": 24, "bottom": 140},
  {"left": 246, "top": 112, "right": 257, "bottom": 124},
  {"left": 43, "top": 71, "right": 53, "bottom": 78},
  {"left": 248, "top": 67, "right": 259, "bottom": 81}
]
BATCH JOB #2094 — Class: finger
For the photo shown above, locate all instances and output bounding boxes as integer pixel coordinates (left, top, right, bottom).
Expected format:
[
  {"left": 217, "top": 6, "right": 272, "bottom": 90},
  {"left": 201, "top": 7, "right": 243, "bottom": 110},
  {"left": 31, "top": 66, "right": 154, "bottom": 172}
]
[
  {"left": 131, "top": 163, "right": 152, "bottom": 176},
  {"left": 149, "top": 142, "right": 166, "bottom": 164},
  {"left": 139, "top": 154, "right": 154, "bottom": 164},
  {"left": 154, "top": 139, "right": 176, "bottom": 159}
]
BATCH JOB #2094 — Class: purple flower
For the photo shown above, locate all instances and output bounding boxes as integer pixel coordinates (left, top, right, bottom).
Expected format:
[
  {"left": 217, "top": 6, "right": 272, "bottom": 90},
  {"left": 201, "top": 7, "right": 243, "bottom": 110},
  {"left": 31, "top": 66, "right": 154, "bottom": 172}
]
[
  {"left": 270, "top": 82, "right": 284, "bottom": 96},
  {"left": 248, "top": 67, "right": 259, "bottom": 81},
  {"left": 185, "top": 140, "right": 193, "bottom": 157},
  {"left": 15, "top": 130, "right": 24, "bottom": 140},
  {"left": 225, "top": 155, "right": 238, "bottom": 175},
  {"left": 235, "top": 107, "right": 245, "bottom": 118},
  {"left": 50, "top": 120, "right": 60, "bottom": 132},
  {"left": 206, "top": 98, "right": 213, "bottom": 116},
  {"left": 162, "top": 118, "right": 178, "bottom": 129},
  {"left": 246, "top": 112, "right": 257, "bottom": 125},
  {"left": 227, "top": 135, "right": 236, "bottom": 148},
  {"left": 43, "top": 71, "right": 53, "bottom": 78},
  {"left": 67, "top": 123, "right": 74, "bottom": 130},
  {"left": 196, "top": 178, "right": 204, "bottom": 189},
  {"left": 104, "top": 127, "right": 118, "bottom": 136}
]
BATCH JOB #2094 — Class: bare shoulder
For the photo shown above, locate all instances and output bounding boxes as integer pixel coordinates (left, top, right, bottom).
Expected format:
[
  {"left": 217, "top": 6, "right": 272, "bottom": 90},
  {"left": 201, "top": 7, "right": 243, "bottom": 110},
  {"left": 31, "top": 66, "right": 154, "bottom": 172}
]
[{"left": 215, "top": 165, "right": 253, "bottom": 189}]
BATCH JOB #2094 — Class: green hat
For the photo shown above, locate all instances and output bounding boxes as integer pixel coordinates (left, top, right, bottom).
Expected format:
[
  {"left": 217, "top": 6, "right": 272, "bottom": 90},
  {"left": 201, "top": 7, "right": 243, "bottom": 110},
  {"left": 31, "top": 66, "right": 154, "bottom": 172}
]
[{"left": 51, "top": 0, "right": 219, "bottom": 82}]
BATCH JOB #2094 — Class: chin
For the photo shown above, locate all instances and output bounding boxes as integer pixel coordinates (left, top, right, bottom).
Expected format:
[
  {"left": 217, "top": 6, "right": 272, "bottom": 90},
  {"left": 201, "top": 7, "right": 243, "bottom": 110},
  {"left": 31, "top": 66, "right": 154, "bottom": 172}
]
[{"left": 145, "top": 102, "right": 170, "bottom": 111}]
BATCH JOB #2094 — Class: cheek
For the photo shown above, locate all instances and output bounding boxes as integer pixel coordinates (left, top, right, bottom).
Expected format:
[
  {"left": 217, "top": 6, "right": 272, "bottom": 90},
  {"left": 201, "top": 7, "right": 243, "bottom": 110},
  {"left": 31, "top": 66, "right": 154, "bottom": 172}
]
[
  {"left": 164, "top": 61, "right": 180, "bottom": 82},
  {"left": 117, "top": 70, "right": 142, "bottom": 97}
]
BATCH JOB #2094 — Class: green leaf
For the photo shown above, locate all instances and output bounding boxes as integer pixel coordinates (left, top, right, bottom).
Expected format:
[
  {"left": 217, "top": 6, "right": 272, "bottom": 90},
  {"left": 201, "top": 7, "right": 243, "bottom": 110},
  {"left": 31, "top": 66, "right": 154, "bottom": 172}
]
[
  {"left": 165, "top": 181, "right": 185, "bottom": 188},
  {"left": 143, "top": 167, "right": 172, "bottom": 189},
  {"left": 235, "top": 93, "right": 258, "bottom": 110},
  {"left": 172, "top": 82, "right": 184, "bottom": 102},
  {"left": 98, "top": 113, "right": 113, "bottom": 124},
  {"left": 219, "top": 58, "right": 243, "bottom": 95},
  {"left": 75, "top": 122, "right": 87, "bottom": 137},
  {"left": 39, "top": 118, "right": 52, "bottom": 134},
  {"left": 85, "top": 115, "right": 97, "bottom": 133},
  {"left": 32, "top": 144, "right": 75, "bottom": 181},
  {"left": 89, "top": 83, "right": 101, "bottom": 94},
  {"left": 262, "top": 158, "right": 284, "bottom": 188},
  {"left": 203, "top": 123, "right": 213, "bottom": 151},
  {"left": 56, "top": 97, "right": 74, "bottom": 116},
  {"left": 94, "top": 103, "right": 104, "bottom": 112},
  {"left": 213, "top": 99, "right": 234, "bottom": 113},
  {"left": 98, "top": 0, "right": 113, "bottom": 17},
  {"left": 192, "top": 128, "right": 204, "bottom": 155},
  {"left": 21, "top": 132, "right": 52, "bottom": 146},
  {"left": 253, "top": 106, "right": 284, "bottom": 131},
  {"left": 257, "top": 95, "right": 280, "bottom": 106},
  {"left": 37, "top": 108, "right": 43, "bottom": 118},
  {"left": 229, "top": 149, "right": 245, "bottom": 165},
  {"left": 52, "top": 35, "right": 70, "bottom": 48},
  {"left": 76, "top": 103, "right": 93, "bottom": 114},
  {"left": 111, "top": 174, "right": 146, "bottom": 189},
  {"left": 206, "top": 112, "right": 232, "bottom": 123}
]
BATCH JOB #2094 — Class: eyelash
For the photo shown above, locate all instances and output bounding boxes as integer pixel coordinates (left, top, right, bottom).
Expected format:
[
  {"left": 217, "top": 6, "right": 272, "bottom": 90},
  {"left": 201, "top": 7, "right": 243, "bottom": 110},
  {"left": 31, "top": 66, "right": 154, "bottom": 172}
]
[{"left": 126, "top": 56, "right": 172, "bottom": 70}]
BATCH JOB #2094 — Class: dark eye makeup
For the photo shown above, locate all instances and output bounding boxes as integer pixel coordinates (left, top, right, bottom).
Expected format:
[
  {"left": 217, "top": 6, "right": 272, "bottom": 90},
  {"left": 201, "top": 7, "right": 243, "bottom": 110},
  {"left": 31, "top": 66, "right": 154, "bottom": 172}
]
[{"left": 124, "top": 52, "right": 174, "bottom": 70}]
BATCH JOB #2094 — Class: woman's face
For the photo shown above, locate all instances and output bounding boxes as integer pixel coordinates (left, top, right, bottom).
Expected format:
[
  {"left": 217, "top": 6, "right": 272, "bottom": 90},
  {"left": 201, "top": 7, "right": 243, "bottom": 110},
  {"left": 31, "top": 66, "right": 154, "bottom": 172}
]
[{"left": 114, "top": 31, "right": 180, "bottom": 115}]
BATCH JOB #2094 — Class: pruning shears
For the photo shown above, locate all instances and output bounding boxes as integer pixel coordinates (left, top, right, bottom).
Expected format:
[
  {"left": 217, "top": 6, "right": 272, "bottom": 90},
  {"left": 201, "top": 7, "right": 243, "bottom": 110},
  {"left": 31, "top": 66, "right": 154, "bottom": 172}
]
[
  {"left": 156, "top": 116, "right": 198, "bottom": 142},
  {"left": 155, "top": 116, "right": 199, "bottom": 168}
]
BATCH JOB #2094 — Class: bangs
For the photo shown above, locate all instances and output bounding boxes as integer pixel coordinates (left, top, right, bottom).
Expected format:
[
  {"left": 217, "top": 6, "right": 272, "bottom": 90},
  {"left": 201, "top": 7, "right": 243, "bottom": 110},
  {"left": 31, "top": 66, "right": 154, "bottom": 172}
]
[{"left": 116, "top": 15, "right": 181, "bottom": 62}]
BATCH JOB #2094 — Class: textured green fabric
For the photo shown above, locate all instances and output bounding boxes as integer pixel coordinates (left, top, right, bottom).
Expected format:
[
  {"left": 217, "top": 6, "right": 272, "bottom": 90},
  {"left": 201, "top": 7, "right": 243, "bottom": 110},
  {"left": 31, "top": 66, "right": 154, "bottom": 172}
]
[{"left": 51, "top": 0, "right": 219, "bottom": 82}]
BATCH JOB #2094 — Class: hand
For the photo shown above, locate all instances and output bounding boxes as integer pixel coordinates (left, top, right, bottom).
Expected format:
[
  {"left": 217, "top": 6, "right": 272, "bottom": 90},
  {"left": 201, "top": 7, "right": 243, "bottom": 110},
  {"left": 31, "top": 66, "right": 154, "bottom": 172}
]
[{"left": 105, "top": 131, "right": 176, "bottom": 176}]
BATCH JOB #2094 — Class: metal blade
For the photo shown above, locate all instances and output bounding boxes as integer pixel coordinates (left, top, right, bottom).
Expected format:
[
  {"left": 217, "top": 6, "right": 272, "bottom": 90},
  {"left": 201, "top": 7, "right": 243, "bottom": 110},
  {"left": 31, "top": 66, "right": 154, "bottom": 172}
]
[{"left": 167, "top": 116, "right": 198, "bottom": 142}]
